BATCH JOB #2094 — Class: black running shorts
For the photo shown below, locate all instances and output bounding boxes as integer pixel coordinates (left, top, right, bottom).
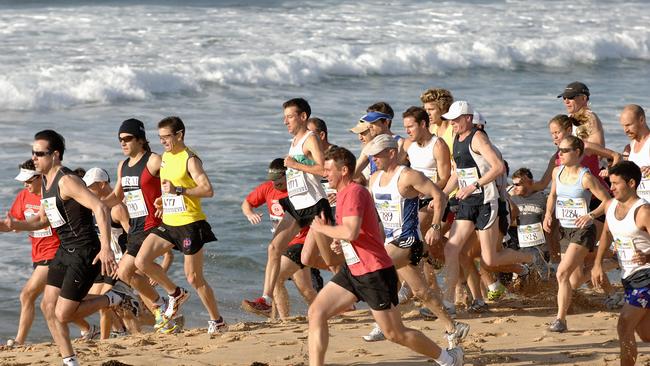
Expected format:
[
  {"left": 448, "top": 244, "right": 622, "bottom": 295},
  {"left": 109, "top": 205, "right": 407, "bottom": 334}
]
[
  {"left": 283, "top": 244, "right": 306, "bottom": 269},
  {"left": 47, "top": 245, "right": 101, "bottom": 302},
  {"left": 456, "top": 200, "right": 498, "bottom": 230},
  {"left": 331, "top": 264, "right": 399, "bottom": 311},
  {"left": 152, "top": 220, "right": 217, "bottom": 255},
  {"left": 280, "top": 198, "right": 334, "bottom": 228}
]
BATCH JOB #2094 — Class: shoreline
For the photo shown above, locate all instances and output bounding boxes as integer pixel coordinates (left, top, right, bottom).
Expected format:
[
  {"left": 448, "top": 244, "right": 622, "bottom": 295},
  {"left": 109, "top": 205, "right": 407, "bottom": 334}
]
[{"left": 2, "top": 287, "right": 649, "bottom": 366}]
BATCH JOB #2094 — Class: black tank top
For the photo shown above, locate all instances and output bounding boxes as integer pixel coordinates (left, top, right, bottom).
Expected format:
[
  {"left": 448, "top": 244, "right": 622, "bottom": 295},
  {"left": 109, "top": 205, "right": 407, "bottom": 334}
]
[
  {"left": 42, "top": 167, "right": 100, "bottom": 250},
  {"left": 453, "top": 128, "right": 485, "bottom": 206}
]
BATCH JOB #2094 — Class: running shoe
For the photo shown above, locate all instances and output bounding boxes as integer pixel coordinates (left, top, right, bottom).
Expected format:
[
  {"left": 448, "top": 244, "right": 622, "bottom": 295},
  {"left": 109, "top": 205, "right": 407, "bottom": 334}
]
[
  {"left": 419, "top": 307, "right": 438, "bottom": 320},
  {"left": 445, "top": 321, "right": 470, "bottom": 348},
  {"left": 362, "top": 323, "right": 386, "bottom": 342},
  {"left": 398, "top": 282, "right": 413, "bottom": 304},
  {"left": 467, "top": 300, "right": 489, "bottom": 313},
  {"left": 109, "top": 330, "right": 128, "bottom": 338},
  {"left": 445, "top": 346, "right": 464, "bottom": 366},
  {"left": 153, "top": 306, "right": 167, "bottom": 329},
  {"left": 110, "top": 281, "right": 141, "bottom": 318},
  {"left": 208, "top": 318, "right": 227, "bottom": 335},
  {"left": 79, "top": 324, "right": 100, "bottom": 341},
  {"left": 487, "top": 282, "right": 507, "bottom": 301},
  {"left": 525, "top": 246, "right": 550, "bottom": 280},
  {"left": 5, "top": 338, "right": 15, "bottom": 347},
  {"left": 241, "top": 297, "right": 272, "bottom": 318},
  {"left": 157, "top": 319, "right": 179, "bottom": 334},
  {"left": 164, "top": 287, "right": 190, "bottom": 320},
  {"left": 548, "top": 318, "right": 567, "bottom": 333}
]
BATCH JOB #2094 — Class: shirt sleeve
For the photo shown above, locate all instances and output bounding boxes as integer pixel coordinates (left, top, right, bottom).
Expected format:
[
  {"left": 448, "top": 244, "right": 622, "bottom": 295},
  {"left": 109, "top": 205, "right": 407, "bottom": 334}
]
[
  {"left": 9, "top": 191, "right": 25, "bottom": 220},
  {"left": 245, "top": 182, "right": 270, "bottom": 208},
  {"left": 340, "top": 186, "right": 365, "bottom": 218}
]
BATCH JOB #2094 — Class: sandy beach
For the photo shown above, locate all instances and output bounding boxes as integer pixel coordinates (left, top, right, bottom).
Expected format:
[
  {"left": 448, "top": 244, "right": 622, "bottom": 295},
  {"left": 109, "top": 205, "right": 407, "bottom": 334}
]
[{"left": 2, "top": 284, "right": 649, "bottom": 366}]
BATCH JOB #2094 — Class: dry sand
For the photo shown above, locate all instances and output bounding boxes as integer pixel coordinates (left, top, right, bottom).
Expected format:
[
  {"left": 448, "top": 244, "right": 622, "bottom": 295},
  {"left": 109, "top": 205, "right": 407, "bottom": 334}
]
[{"left": 2, "top": 285, "right": 650, "bottom": 366}]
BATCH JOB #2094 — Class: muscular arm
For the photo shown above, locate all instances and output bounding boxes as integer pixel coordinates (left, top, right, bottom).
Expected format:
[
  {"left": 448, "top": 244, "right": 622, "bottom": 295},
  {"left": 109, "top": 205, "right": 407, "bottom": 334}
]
[
  {"left": 241, "top": 199, "right": 262, "bottom": 225},
  {"left": 111, "top": 202, "right": 131, "bottom": 233},
  {"left": 586, "top": 111, "right": 605, "bottom": 147},
  {"left": 285, "top": 134, "right": 325, "bottom": 176},
  {"left": 312, "top": 214, "right": 362, "bottom": 242},
  {"left": 6, "top": 205, "right": 50, "bottom": 231},
  {"left": 103, "top": 160, "right": 126, "bottom": 208},
  {"left": 184, "top": 156, "right": 214, "bottom": 198},
  {"left": 406, "top": 169, "right": 445, "bottom": 226},
  {"left": 584, "top": 141, "right": 622, "bottom": 164},
  {"left": 583, "top": 173, "right": 611, "bottom": 218},
  {"left": 434, "top": 138, "right": 451, "bottom": 189},
  {"left": 471, "top": 132, "right": 505, "bottom": 187}
]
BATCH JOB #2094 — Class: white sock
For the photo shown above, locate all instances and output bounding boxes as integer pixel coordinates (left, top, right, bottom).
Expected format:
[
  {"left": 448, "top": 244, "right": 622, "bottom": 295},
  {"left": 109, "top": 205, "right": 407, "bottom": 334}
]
[
  {"left": 435, "top": 349, "right": 453, "bottom": 366},
  {"left": 262, "top": 295, "right": 272, "bottom": 305},
  {"left": 488, "top": 281, "right": 500, "bottom": 292},
  {"left": 62, "top": 355, "right": 80, "bottom": 366},
  {"left": 105, "top": 291, "right": 122, "bottom": 307}
]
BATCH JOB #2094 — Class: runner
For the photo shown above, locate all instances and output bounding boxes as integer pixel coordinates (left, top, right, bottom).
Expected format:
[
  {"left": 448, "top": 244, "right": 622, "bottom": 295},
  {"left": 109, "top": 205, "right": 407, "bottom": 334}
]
[
  {"left": 543, "top": 135, "right": 611, "bottom": 332},
  {"left": 510, "top": 168, "right": 550, "bottom": 258},
  {"left": 308, "top": 146, "right": 463, "bottom": 366},
  {"left": 1, "top": 159, "right": 60, "bottom": 346},
  {"left": 242, "top": 98, "right": 336, "bottom": 317},
  {"left": 134, "top": 116, "right": 225, "bottom": 335},
  {"left": 442, "top": 101, "right": 545, "bottom": 315},
  {"left": 620, "top": 105, "right": 650, "bottom": 201},
  {"left": 241, "top": 158, "right": 318, "bottom": 319},
  {"left": 103, "top": 118, "right": 175, "bottom": 332},
  {"left": 362, "top": 134, "right": 469, "bottom": 347},
  {"left": 2, "top": 130, "right": 138, "bottom": 366},
  {"left": 591, "top": 161, "right": 650, "bottom": 366},
  {"left": 421, "top": 88, "right": 455, "bottom": 149}
]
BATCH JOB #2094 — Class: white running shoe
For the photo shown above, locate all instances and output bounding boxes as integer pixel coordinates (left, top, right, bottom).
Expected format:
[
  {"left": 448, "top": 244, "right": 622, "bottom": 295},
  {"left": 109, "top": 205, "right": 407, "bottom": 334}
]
[
  {"left": 445, "top": 321, "right": 470, "bottom": 348},
  {"left": 362, "top": 323, "right": 385, "bottom": 342}
]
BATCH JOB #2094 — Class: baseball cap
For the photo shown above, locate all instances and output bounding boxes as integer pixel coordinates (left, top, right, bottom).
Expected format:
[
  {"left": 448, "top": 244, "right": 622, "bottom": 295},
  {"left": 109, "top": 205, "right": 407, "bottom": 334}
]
[
  {"left": 557, "top": 81, "right": 590, "bottom": 99},
  {"left": 14, "top": 168, "right": 39, "bottom": 182},
  {"left": 119, "top": 118, "right": 146, "bottom": 139},
  {"left": 364, "top": 134, "right": 398, "bottom": 156},
  {"left": 82, "top": 167, "right": 110, "bottom": 186},
  {"left": 442, "top": 101, "right": 474, "bottom": 120},
  {"left": 360, "top": 111, "right": 392, "bottom": 123},
  {"left": 473, "top": 111, "right": 486, "bottom": 126},
  {"left": 350, "top": 121, "right": 371, "bottom": 134}
]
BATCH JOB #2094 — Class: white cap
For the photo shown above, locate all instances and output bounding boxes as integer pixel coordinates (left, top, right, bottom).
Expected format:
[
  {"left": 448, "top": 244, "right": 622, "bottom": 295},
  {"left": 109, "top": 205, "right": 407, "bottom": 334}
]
[
  {"left": 473, "top": 110, "right": 486, "bottom": 126},
  {"left": 82, "top": 167, "right": 109, "bottom": 186},
  {"left": 14, "top": 168, "right": 38, "bottom": 182},
  {"left": 363, "top": 134, "right": 398, "bottom": 156},
  {"left": 442, "top": 101, "right": 474, "bottom": 120}
]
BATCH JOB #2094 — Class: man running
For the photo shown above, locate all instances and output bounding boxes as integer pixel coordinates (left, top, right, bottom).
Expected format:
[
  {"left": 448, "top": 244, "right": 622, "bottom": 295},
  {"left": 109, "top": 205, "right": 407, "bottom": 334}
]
[
  {"left": 621, "top": 105, "right": 650, "bottom": 201},
  {"left": 134, "top": 116, "right": 225, "bottom": 335},
  {"left": 592, "top": 161, "right": 650, "bottom": 366},
  {"left": 242, "top": 98, "right": 336, "bottom": 316},
  {"left": 308, "top": 146, "right": 463, "bottom": 366},
  {"left": 3, "top": 130, "right": 137, "bottom": 366}
]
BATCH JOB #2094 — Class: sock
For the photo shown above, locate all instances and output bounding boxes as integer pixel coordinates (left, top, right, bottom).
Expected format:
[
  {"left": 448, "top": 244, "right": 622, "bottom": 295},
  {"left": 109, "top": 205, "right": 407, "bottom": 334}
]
[
  {"left": 62, "top": 355, "right": 80, "bottom": 366},
  {"left": 435, "top": 349, "right": 453, "bottom": 366},
  {"left": 170, "top": 287, "right": 181, "bottom": 297},
  {"left": 211, "top": 316, "right": 224, "bottom": 324},
  {"left": 488, "top": 282, "right": 500, "bottom": 292},
  {"left": 262, "top": 295, "right": 272, "bottom": 305},
  {"left": 105, "top": 291, "right": 122, "bottom": 306}
]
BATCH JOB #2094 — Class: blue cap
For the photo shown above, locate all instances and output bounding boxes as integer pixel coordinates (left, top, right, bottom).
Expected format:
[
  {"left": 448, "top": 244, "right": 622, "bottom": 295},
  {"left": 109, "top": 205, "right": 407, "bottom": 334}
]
[{"left": 360, "top": 111, "right": 392, "bottom": 123}]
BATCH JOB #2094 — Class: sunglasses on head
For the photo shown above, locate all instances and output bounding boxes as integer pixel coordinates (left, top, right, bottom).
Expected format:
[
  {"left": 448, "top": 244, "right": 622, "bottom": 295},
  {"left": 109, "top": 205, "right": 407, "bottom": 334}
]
[
  {"left": 558, "top": 147, "right": 575, "bottom": 154},
  {"left": 31, "top": 150, "right": 52, "bottom": 157},
  {"left": 119, "top": 135, "right": 136, "bottom": 143}
]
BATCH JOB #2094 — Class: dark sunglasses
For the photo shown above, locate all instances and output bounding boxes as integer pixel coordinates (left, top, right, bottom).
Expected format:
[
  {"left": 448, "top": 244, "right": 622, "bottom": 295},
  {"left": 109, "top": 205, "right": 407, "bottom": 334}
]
[
  {"left": 512, "top": 182, "right": 522, "bottom": 186},
  {"left": 119, "top": 135, "right": 136, "bottom": 143},
  {"left": 25, "top": 175, "right": 41, "bottom": 184},
  {"left": 562, "top": 94, "right": 583, "bottom": 101},
  {"left": 32, "top": 150, "right": 52, "bottom": 157},
  {"left": 558, "top": 147, "right": 575, "bottom": 154}
]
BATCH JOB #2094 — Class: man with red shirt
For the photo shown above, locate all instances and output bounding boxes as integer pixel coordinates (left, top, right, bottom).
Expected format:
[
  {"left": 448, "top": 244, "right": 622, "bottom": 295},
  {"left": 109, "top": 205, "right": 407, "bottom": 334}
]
[
  {"left": 308, "top": 147, "right": 463, "bottom": 366},
  {"left": 242, "top": 158, "right": 318, "bottom": 319},
  {"left": 4, "top": 159, "right": 60, "bottom": 346}
]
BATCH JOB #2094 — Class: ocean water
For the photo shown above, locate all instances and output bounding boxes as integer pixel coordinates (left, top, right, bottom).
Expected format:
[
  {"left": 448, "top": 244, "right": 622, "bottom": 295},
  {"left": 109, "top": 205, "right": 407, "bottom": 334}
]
[{"left": 0, "top": 0, "right": 649, "bottom": 342}]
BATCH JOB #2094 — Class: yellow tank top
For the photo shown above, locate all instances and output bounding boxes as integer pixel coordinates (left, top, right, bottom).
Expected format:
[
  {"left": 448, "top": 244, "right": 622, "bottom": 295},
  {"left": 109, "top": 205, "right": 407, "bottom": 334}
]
[
  {"left": 160, "top": 147, "right": 206, "bottom": 226},
  {"left": 430, "top": 123, "right": 457, "bottom": 197}
]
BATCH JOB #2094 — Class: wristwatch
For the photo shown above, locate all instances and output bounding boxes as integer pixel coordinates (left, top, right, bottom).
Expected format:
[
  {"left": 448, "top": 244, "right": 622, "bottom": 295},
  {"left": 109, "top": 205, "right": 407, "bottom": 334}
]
[
  {"left": 473, "top": 181, "right": 481, "bottom": 189},
  {"left": 431, "top": 223, "right": 442, "bottom": 230},
  {"left": 175, "top": 186, "right": 184, "bottom": 195}
]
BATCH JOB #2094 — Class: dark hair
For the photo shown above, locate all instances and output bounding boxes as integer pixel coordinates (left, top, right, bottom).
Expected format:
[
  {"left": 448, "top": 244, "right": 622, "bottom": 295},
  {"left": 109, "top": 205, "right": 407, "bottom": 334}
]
[
  {"left": 324, "top": 146, "right": 356, "bottom": 175},
  {"left": 73, "top": 167, "right": 86, "bottom": 178},
  {"left": 562, "top": 135, "right": 585, "bottom": 157},
  {"left": 402, "top": 106, "right": 430, "bottom": 128},
  {"left": 307, "top": 117, "right": 328, "bottom": 137},
  {"left": 282, "top": 98, "right": 311, "bottom": 118},
  {"left": 609, "top": 161, "right": 642, "bottom": 189},
  {"left": 269, "top": 158, "right": 286, "bottom": 172},
  {"left": 34, "top": 129, "right": 65, "bottom": 161},
  {"left": 504, "top": 159, "right": 510, "bottom": 177},
  {"left": 512, "top": 167, "right": 533, "bottom": 180},
  {"left": 19, "top": 159, "right": 35, "bottom": 170},
  {"left": 158, "top": 116, "right": 186, "bottom": 139}
]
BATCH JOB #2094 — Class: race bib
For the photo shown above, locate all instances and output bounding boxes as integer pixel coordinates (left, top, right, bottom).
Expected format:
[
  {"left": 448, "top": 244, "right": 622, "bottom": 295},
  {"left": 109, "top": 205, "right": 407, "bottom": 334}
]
[
  {"left": 41, "top": 197, "right": 65, "bottom": 228},
  {"left": 555, "top": 197, "right": 588, "bottom": 222},
  {"left": 612, "top": 237, "right": 636, "bottom": 275},
  {"left": 457, "top": 167, "right": 481, "bottom": 195},
  {"left": 517, "top": 222, "right": 545, "bottom": 248},
  {"left": 162, "top": 193, "right": 187, "bottom": 214},
  {"left": 637, "top": 177, "right": 650, "bottom": 202},
  {"left": 375, "top": 200, "right": 402, "bottom": 230},
  {"left": 25, "top": 210, "right": 52, "bottom": 238},
  {"left": 286, "top": 168, "right": 308, "bottom": 197},
  {"left": 341, "top": 240, "right": 360, "bottom": 265},
  {"left": 124, "top": 189, "right": 148, "bottom": 218}
]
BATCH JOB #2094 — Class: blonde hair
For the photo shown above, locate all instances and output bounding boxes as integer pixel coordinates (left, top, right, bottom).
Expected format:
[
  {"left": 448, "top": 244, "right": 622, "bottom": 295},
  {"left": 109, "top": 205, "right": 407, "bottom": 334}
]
[
  {"left": 571, "top": 109, "right": 592, "bottom": 140},
  {"left": 420, "top": 88, "right": 454, "bottom": 113}
]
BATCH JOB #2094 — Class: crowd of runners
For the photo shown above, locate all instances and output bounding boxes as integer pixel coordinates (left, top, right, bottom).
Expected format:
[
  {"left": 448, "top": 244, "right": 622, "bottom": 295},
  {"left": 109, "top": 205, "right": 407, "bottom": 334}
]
[{"left": 1, "top": 81, "right": 649, "bottom": 366}]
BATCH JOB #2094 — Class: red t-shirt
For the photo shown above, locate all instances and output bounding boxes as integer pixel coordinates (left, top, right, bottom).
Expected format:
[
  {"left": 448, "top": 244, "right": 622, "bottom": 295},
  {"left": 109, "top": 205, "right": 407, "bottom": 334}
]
[
  {"left": 9, "top": 189, "right": 60, "bottom": 263},
  {"left": 246, "top": 181, "right": 308, "bottom": 245},
  {"left": 336, "top": 182, "right": 393, "bottom": 276}
]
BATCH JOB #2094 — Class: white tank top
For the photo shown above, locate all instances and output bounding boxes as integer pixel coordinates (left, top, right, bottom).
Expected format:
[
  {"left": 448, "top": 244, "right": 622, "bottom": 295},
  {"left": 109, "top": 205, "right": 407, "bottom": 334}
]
[
  {"left": 628, "top": 137, "right": 650, "bottom": 201},
  {"left": 407, "top": 137, "right": 438, "bottom": 182},
  {"left": 287, "top": 131, "right": 326, "bottom": 210},
  {"left": 606, "top": 198, "right": 650, "bottom": 279}
]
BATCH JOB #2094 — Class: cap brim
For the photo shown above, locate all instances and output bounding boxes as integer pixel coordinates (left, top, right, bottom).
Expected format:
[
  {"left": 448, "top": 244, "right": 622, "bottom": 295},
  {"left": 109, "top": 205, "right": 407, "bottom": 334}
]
[
  {"left": 14, "top": 170, "right": 37, "bottom": 182},
  {"left": 441, "top": 111, "right": 461, "bottom": 120},
  {"left": 350, "top": 122, "right": 370, "bottom": 134}
]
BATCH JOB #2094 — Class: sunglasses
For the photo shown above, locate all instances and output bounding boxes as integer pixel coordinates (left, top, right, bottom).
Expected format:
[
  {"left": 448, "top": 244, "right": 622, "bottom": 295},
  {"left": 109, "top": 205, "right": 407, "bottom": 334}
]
[
  {"left": 32, "top": 150, "right": 52, "bottom": 157},
  {"left": 119, "top": 135, "right": 136, "bottom": 143},
  {"left": 25, "top": 175, "right": 41, "bottom": 184},
  {"left": 558, "top": 147, "right": 575, "bottom": 154},
  {"left": 562, "top": 94, "right": 583, "bottom": 101},
  {"left": 512, "top": 182, "right": 522, "bottom": 186}
]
